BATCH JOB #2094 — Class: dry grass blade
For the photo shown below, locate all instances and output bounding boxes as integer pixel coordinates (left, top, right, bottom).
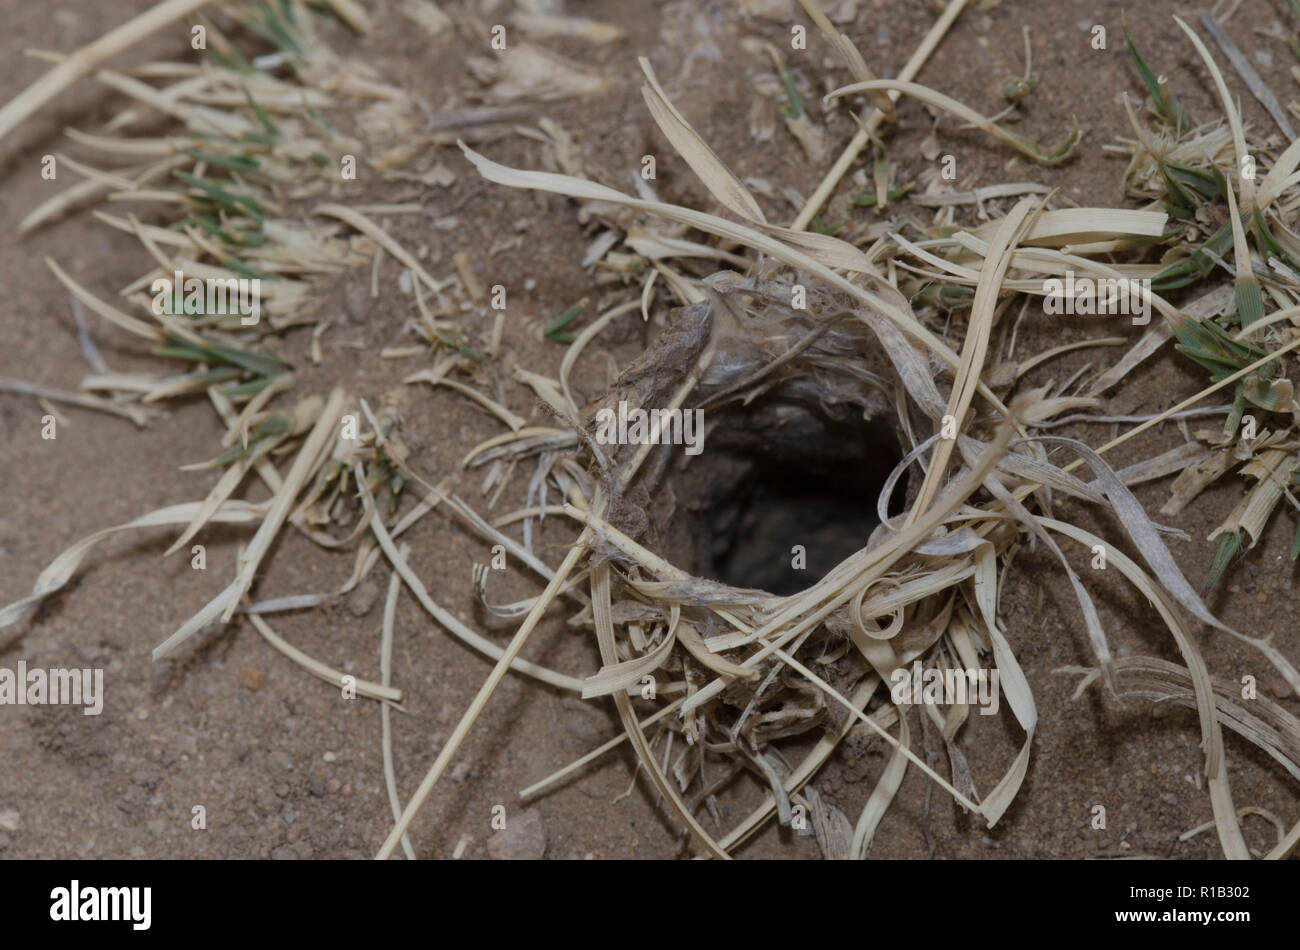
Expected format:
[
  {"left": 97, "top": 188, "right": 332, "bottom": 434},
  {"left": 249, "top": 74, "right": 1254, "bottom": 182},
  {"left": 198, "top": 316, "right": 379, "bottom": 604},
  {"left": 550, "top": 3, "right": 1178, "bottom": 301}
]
[
  {"left": 0, "top": 377, "right": 150, "bottom": 426},
  {"left": 590, "top": 562, "right": 730, "bottom": 858},
  {"left": 0, "top": 0, "right": 208, "bottom": 142},
  {"left": 638, "top": 58, "right": 765, "bottom": 223},
  {"left": 1041, "top": 519, "right": 1247, "bottom": 857},
  {"left": 356, "top": 473, "right": 583, "bottom": 692},
  {"left": 457, "top": 142, "right": 1013, "bottom": 420},
  {"left": 791, "top": 0, "right": 970, "bottom": 229},
  {"left": 46, "top": 257, "right": 163, "bottom": 341},
  {"left": 824, "top": 79, "right": 1080, "bottom": 165},
  {"left": 1173, "top": 16, "right": 1254, "bottom": 209},
  {"left": 375, "top": 529, "right": 592, "bottom": 859},
  {"left": 247, "top": 612, "right": 399, "bottom": 703},
  {"left": 908, "top": 198, "right": 1035, "bottom": 523},
  {"left": 153, "top": 387, "right": 345, "bottom": 659},
  {"left": 314, "top": 203, "right": 447, "bottom": 296},
  {"left": 380, "top": 550, "right": 416, "bottom": 860},
  {"left": 518, "top": 700, "right": 684, "bottom": 800},
  {"left": 1197, "top": 13, "right": 1295, "bottom": 139},
  {"left": 0, "top": 501, "right": 266, "bottom": 633},
  {"left": 773, "top": 649, "right": 979, "bottom": 815}
]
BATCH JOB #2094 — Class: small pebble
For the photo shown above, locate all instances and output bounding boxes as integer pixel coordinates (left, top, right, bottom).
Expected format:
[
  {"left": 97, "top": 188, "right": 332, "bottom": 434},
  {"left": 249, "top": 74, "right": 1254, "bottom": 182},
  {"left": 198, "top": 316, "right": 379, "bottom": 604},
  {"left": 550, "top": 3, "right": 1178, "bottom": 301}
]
[
  {"left": 346, "top": 578, "right": 381, "bottom": 617},
  {"left": 344, "top": 282, "right": 370, "bottom": 323},
  {"left": 487, "top": 807, "right": 547, "bottom": 860}
]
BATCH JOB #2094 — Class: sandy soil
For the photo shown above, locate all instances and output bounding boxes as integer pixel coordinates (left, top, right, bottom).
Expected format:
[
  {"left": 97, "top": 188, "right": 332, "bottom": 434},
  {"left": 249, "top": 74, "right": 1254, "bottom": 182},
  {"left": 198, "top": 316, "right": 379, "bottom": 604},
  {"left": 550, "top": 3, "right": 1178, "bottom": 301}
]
[{"left": 1, "top": 0, "right": 1297, "bottom": 859}]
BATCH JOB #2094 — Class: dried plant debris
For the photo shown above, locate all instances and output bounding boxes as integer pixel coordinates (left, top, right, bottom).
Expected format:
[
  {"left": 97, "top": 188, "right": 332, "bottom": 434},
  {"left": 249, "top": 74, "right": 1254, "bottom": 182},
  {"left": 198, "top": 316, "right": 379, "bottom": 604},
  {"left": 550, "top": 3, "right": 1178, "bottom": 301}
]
[
  {"left": 468, "top": 44, "right": 610, "bottom": 102},
  {"left": 1, "top": 0, "right": 1298, "bottom": 862}
]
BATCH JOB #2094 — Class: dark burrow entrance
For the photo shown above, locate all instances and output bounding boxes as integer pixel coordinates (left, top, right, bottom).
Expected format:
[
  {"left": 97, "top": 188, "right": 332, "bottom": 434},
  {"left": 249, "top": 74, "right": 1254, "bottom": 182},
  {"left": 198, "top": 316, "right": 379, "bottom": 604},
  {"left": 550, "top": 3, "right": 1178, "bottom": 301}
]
[{"left": 670, "top": 404, "right": 906, "bottom": 597}]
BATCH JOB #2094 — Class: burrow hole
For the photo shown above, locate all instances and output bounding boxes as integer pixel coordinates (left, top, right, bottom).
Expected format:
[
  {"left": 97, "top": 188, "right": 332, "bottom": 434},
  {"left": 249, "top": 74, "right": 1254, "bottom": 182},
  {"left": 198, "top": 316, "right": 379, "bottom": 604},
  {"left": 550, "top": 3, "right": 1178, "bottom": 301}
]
[{"left": 676, "top": 407, "right": 906, "bottom": 596}]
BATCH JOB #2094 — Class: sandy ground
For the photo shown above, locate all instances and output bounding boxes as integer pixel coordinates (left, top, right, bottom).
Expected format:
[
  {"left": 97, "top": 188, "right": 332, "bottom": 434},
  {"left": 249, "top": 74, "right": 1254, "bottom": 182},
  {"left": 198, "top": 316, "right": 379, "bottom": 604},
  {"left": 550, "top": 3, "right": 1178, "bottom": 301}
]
[{"left": 1, "top": 0, "right": 1297, "bottom": 859}]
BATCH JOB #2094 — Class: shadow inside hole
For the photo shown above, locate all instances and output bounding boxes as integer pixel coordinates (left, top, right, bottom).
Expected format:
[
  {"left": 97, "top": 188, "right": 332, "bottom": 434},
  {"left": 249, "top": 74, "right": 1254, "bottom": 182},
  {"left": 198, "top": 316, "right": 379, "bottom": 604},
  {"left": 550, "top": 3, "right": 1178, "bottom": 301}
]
[{"left": 697, "top": 413, "right": 906, "bottom": 596}]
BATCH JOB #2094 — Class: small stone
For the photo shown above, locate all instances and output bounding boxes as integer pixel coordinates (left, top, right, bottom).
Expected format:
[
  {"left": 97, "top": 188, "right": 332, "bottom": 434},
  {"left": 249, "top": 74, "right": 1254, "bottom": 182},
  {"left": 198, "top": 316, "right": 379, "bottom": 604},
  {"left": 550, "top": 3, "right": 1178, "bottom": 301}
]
[
  {"left": 254, "top": 787, "right": 279, "bottom": 815},
  {"left": 0, "top": 808, "right": 19, "bottom": 832},
  {"left": 451, "top": 762, "right": 471, "bottom": 783},
  {"left": 326, "top": 778, "right": 342, "bottom": 795},
  {"left": 323, "top": 751, "right": 337, "bottom": 763},
  {"left": 346, "top": 577, "right": 382, "bottom": 617},
  {"left": 146, "top": 819, "right": 165, "bottom": 836},
  {"left": 344, "top": 281, "right": 371, "bottom": 323},
  {"left": 487, "top": 807, "right": 547, "bottom": 860},
  {"left": 239, "top": 668, "right": 265, "bottom": 691},
  {"left": 271, "top": 844, "right": 299, "bottom": 860},
  {"left": 116, "top": 787, "right": 148, "bottom": 813},
  {"left": 341, "top": 784, "right": 353, "bottom": 798},
  {"left": 308, "top": 777, "right": 326, "bottom": 798}
]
